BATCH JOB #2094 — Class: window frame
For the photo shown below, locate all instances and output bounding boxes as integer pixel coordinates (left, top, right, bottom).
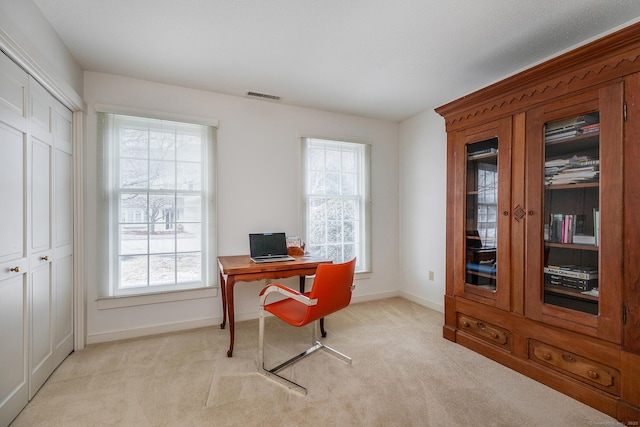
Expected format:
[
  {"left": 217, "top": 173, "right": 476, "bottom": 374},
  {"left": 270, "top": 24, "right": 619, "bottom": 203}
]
[
  {"left": 475, "top": 163, "right": 498, "bottom": 249},
  {"left": 301, "top": 137, "right": 371, "bottom": 273},
  {"left": 97, "top": 109, "right": 217, "bottom": 297}
]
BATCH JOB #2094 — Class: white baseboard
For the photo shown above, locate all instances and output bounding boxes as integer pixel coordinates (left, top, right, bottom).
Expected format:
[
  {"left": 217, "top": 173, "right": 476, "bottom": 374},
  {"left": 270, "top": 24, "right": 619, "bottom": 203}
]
[
  {"left": 351, "top": 290, "right": 401, "bottom": 304},
  {"left": 87, "top": 317, "right": 221, "bottom": 345},
  {"left": 86, "top": 291, "right": 443, "bottom": 345},
  {"left": 398, "top": 291, "right": 444, "bottom": 313}
]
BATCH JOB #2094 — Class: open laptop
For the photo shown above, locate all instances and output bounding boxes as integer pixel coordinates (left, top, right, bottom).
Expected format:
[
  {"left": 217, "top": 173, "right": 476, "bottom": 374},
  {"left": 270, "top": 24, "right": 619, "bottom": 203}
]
[{"left": 249, "top": 232, "right": 295, "bottom": 263}]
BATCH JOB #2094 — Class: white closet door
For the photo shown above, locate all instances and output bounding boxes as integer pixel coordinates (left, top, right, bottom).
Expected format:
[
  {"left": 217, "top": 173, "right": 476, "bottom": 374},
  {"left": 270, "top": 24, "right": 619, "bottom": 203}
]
[
  {"left": 28, "top": 78, "right": 55, "bottom": 398},
  {"left": 0, "top": 52, "right": 29, "bottom": 427},
  {"left": 0, "top": 51, "right": 75, "bottom": 427},
  {"left": 52, "top": 100, "right": 74, "bottom": 367}
]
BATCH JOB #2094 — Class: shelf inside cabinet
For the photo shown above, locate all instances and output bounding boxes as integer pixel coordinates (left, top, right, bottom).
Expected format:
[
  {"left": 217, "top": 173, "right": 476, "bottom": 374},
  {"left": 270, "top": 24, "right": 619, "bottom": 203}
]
[
  {"left": 545, "top": 242, "right": 599, "bottom": 251},
  {"left": 545, "top": 132, "right": 599, "bottom": 158},
  {"left": 545, "top": 284, "right": 598, "bottom": 302},
  {"left": 545, "top": 182, "right": 599, "bottom": 190},
  {"left": 468, "top": 152, "right": 498, "bottom": 162},
  {"left": 544, "top": 284, "right": 598, "bottom": 315}
]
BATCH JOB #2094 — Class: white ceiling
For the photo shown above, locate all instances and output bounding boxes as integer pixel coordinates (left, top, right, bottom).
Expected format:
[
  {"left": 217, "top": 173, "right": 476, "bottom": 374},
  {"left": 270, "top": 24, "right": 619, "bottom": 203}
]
[{"left": 33, "top": 0, "right": 640, "bottom": 122}]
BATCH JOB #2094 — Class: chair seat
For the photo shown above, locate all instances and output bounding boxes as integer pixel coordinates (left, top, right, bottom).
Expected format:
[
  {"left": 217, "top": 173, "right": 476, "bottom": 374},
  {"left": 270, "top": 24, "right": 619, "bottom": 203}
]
[{"left": 264, "top": 293, "right": 312, "bottom": 327}]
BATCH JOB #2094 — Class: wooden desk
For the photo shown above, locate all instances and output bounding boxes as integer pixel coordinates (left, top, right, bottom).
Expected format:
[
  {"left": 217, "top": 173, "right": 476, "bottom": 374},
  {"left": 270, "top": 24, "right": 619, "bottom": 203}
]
[{"left": 217, "top": 255, "right": 332, "bottom": 357}]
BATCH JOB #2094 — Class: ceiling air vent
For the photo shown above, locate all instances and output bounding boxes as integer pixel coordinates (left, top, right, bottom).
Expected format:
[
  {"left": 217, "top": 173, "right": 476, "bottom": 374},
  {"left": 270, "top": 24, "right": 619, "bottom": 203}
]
[{"left": 246, "top": 91, "right": 281, "bottom": 101}]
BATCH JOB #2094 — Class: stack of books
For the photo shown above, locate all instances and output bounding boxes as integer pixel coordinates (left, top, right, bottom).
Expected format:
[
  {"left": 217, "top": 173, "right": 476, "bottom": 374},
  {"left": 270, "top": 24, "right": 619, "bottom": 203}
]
[
  {"left": 545, "top": 155, "right": 599, "bottom": 185},
  {"left": 544, "top": 265, "right": 598, "bottom": 291},
  {"left": 544, "top": 115, "right": 599, "bottom": 142},
  {"left": 581, "top": 123, "right": 600, "bottom": 135}
]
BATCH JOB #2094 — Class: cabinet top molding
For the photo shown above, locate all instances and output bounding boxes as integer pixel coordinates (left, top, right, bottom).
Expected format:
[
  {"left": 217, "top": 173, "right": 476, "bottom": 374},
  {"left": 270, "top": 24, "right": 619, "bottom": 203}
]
[{"left": 436, "top": 22, "right": 640, "bottom": 130}]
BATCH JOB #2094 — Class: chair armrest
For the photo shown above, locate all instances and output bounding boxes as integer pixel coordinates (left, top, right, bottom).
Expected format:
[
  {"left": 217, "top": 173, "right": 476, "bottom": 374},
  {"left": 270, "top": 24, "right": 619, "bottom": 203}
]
[{"left": 259, "top": 283, "right": 318, "bottom": 307}]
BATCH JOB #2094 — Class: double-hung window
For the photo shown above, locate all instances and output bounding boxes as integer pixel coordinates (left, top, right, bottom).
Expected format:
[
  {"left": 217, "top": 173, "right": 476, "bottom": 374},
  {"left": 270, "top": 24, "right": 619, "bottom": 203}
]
[
  {"left": 476, "top": 164, "right": 498, "bottom": 248},
  {"left": 97, "top": 112, "right": 216, "bottom": 296},
  {"left": 302, "top": 137, "right": 371, "bottom": 273}
]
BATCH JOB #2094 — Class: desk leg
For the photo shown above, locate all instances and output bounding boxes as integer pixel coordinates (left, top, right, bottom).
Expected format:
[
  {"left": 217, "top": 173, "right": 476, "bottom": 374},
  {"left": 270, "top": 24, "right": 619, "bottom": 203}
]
[
  {"left": 219, "top": 271, "right": 227, "bottom": 329},
  {"left": 299, "top": 275, "right": 326, "bottom": 338},
  {"left": 226, "top": 276, "right": 236, "bottom": 357}
]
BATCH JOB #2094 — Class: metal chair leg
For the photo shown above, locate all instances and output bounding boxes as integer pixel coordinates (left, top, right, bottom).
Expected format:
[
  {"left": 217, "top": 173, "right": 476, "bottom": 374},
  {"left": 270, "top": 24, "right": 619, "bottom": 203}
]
[{"left": 258, "top": 312, "right": 351, "bottom": 395}]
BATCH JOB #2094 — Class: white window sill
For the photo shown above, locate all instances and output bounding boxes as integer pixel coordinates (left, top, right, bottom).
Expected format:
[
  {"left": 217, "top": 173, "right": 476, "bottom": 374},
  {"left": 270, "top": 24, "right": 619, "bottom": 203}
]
[
  {"left": 355, "top": 271, "right": 371, "bottom": 280},
  {"left": 97, "top": 286, "right": 218, "bottom": 310}
]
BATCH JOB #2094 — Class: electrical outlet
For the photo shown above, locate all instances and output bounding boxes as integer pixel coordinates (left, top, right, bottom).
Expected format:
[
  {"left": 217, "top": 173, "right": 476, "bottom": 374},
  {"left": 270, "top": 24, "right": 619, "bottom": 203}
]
[{"left": 429, "top": 271, "right": 434, "bottom": 281}]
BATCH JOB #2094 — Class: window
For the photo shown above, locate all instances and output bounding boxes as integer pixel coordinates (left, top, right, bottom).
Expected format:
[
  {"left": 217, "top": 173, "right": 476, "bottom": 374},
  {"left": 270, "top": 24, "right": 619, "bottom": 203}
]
[
  {"left": 302, "top": 137, "right": 371, "bottom": 272},
  {"left": 476, "top": 164, "right": 498, "bottom": 248},
  {"left": 98, "top": 112, "right": 216, "bottom": 296}
]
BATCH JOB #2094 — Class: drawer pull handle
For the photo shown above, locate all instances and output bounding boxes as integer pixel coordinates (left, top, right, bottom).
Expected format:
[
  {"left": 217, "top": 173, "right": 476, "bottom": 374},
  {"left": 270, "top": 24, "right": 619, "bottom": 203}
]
[
  {"left": 588, "top": 370, "right": 599, "bottom": 380},
  {"left": 10, "top": 266, "right": 20, "bottom": 273},
  {"left": 40, "top": 256, "right": 49, "bottom": 261},
  {"left": 542, "top": 352, "right": 552, "bottom": 361},
  {"left": 461, "top": 321, "right": 470, "bottom": 328},
  {"left": 491, "top": 332, "right": 499, "bottom": 339},
  {"left": 562, "top": 354, "right": 576, "bottom": 363}
]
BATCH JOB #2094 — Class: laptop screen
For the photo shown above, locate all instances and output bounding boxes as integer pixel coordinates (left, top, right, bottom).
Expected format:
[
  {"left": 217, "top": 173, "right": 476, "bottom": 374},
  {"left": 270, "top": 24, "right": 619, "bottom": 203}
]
[{"left": 249, "top": 232, "right": 288, "bottom": 258}]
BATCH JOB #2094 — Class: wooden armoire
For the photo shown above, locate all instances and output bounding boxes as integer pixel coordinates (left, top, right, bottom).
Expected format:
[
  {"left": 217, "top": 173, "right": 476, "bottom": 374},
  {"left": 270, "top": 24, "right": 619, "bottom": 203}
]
[{"left": 436, "top": 23, "right": 640, "bottom": 423}]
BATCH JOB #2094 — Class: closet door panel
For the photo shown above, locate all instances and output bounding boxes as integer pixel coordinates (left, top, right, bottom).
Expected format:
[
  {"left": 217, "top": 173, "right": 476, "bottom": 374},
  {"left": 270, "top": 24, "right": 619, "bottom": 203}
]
[
  {"left": 0, "top": 123, "right": 25, "bottom": 263},
  {"left": 31, "top": 138, "right": 51, "bottom": 253},
  {"left": 0, "top": 51, "right": 29, "bottom": 427},
  {"left": 53, "top": 101, "right": 74, "bottom": 365},
  {"left": 29, "top": 263, "right": 54, "bottom": 397},
  {"left": 0, "top": 52, "right": 27, "bottom": 130},
  {"left": 54, "top": 148, "right": 73, "bottom": 247},
  {"left": 54, "top": 252, "right": 74, "bottom": 365},
  {"left": 0, "top": 270, "right": 28, "bottom": 427}
]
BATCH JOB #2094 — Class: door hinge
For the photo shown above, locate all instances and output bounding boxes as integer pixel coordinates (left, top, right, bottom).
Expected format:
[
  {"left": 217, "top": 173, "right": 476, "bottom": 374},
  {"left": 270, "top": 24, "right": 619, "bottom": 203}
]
[
  {"left": 624, "top": 102, "right": 628, "bottom": 122},
  {"left": 623, "top": 305, "right": 627, "bottom": 325}
]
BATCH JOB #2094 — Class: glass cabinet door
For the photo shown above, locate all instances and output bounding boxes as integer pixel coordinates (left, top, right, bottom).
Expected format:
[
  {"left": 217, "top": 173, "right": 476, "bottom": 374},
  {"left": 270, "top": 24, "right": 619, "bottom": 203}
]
[
  {"left": 543, "top": 112, "right": 600, "bottom": 315},
  {"left": 453, "top": 117, "right": 511, "bottom": 311},
  {"left": 525, "top": 84, "right": 623, "bottom": 341},
  {"left": 465, "top": 138, "right": 498, "bottom": 291}
]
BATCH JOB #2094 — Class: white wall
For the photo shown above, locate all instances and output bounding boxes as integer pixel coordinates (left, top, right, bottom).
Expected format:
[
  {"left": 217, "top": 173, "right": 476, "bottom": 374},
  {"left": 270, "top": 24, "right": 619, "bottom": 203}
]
[
  {"left": 398, "top": 109, "right": 447, "bottom": 312},
  {"left": 0, "top": 0, "right": 83, "bottom": 102},
  {"left": 84, "top": 71, "right": 400, "bottom": 343}
]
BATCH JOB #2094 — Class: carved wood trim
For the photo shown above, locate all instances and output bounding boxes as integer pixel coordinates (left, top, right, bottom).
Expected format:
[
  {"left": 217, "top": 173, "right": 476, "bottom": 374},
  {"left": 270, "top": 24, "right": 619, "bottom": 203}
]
[{"left": 436, "top": 23, "right": 640, "bottom": 130}]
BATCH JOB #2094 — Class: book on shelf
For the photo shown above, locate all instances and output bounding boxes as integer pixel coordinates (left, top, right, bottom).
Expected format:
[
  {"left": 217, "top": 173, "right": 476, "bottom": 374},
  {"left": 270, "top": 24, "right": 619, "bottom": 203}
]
[
  {"left": 547, "top": 213, "right": 586, "bottom": 243},
  {"left": 580, "top": 123, "right": 600, "bottom": 134},
  {"left": 545, "top": 115, "right": 598, "bottom": 132},
  {"left": 544, "top": 155, "right": 600, "bottom": 185},
  {"left": 545, "top": 273, "right": 598, "bottom": 291},
  {"left": 572, "top": 234, "right": 596, "bottom": 245},
  {"left": 544, "top": 265, "right": 598, "bottom": 280},
  {"left": 593, "top": 209, "right": 600, "bottom": 246},
  {"left": 545, "top": 130, "right": 580, "bottom": 142},
  {"left": 544, "top": 115, "right": 599, "bottom": 142}
]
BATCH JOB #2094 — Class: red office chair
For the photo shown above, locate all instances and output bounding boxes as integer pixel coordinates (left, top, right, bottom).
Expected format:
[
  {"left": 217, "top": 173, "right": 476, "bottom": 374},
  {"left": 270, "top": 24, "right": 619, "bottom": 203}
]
[{"left": 258, "top": 258, "right": 356, "bottom": 395}]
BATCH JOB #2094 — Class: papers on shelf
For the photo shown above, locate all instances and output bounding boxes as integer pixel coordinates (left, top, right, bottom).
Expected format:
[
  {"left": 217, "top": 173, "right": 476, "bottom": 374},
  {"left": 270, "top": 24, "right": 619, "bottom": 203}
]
[{"left": 581, "top": 288, "right": 599, "bottom": 297}]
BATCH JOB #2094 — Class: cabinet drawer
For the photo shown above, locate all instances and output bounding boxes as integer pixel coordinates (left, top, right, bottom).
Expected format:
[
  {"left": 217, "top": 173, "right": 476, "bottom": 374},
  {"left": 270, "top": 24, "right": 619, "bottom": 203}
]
[
  {"left": 457, "top": 314, "right": 511, "bottom": 349},
  {"left": 529, "top": 340, "right": 620, "bottom": 394}
]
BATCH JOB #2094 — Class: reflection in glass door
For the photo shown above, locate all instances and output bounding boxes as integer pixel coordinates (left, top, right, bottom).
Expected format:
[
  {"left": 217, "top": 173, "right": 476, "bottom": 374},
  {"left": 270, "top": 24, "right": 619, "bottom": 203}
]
[{"left": 465, "top": 138, "right": 499, "bottom": 291}]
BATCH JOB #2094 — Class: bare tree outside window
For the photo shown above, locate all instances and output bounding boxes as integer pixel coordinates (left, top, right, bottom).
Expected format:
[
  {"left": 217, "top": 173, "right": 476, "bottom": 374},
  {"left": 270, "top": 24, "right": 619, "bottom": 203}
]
[
  {"left": 100, "top": 113, "right": 214, "bottom": 295},
  {"left": 302, "top": 138, "right": 370, "bottom": 273}
]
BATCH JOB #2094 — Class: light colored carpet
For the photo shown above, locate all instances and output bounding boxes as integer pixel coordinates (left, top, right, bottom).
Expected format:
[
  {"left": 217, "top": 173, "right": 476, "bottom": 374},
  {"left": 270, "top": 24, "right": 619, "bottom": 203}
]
[{"left": 10, "top": 297, "right": 619, "bottom": 426}]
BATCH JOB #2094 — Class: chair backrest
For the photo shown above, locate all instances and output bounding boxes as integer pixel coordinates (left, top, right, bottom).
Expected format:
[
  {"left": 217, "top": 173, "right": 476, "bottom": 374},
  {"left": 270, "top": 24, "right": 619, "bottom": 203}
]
[{"left": 305, "top": 258, "right": 356, "bottom": 324}]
